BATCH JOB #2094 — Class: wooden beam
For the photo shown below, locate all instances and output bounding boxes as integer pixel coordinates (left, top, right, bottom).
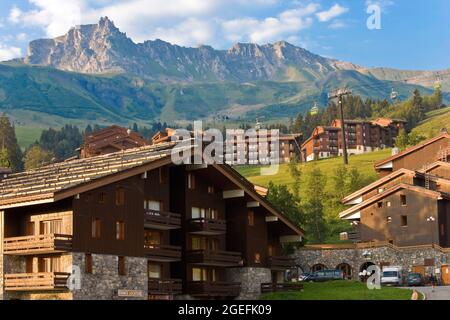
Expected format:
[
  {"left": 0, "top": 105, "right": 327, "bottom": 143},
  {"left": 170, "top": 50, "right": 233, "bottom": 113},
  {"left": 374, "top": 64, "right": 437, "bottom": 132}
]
[
  {"left": 280, "top": 235, "right": 302, "bottom": 243},
  {"left": 265, "top": 216, "right": 278, "bottom": 222},
  {"left": 246, "top": 201, "right": 260, "bottom": 208},
  {"left": 223, "top": 189, "right": 245, "bottom": 199}
]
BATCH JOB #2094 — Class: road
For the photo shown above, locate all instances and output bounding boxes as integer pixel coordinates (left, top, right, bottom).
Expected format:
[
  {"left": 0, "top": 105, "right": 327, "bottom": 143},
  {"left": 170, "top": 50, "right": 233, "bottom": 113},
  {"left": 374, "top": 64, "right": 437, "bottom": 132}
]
[{"left": 403, "top": 286, "right": 450, "bottom": 300}]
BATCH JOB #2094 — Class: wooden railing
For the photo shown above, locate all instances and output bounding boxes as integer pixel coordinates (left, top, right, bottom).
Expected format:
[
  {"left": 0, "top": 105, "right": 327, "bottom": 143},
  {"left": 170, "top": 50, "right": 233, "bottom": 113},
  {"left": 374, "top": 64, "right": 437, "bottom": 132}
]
[
  {"left": 188, "top": 218, "right": 226, "bottom": 235},
  {"left": 268, "top": 256, "right": 296, "bottom": 270},
  {"left": 3, "top": 234, "right": 72, "bottom": 255},
  {"left": 4, "top": 272, "right": 71, "bottom": 291},
  {"left": 261, "top": 282, "right": 304, "bottom": 294},
  {"left": 148, "top": 278, "right": 182, "bottom": 295},
  {"left": 144, "top": 244, "right": 182, "bottom": 261},
  {"left": 144, "top": 209, "right": 181, "bottom": 230},
  {"left": 187, "top": 249, "right": 242, "bottom": 267},
  {"left": 187, "top": 281, "right": 241, "bottom": 297}
]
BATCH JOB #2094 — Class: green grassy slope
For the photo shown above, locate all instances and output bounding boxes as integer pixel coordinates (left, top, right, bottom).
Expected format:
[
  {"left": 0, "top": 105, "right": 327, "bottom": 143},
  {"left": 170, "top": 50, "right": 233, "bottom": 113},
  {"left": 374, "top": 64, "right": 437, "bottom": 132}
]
[
  {"left": 260, "top": 281, "right": 416, "bottom": 300},
  {"left": 412, "top": 107, "right": 450, "bottom": 138},
  {"left": 237, "top": 149, "right": 391, "bottom": 197}
]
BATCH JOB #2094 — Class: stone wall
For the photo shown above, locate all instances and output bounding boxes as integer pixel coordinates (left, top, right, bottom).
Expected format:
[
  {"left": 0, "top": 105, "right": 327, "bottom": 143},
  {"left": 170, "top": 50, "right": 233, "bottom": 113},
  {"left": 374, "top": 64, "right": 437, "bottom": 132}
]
[
  {"left": 225, "top": 267, "right": 271, "bottom": 300},
  {"left": 294, "top": 245, "right": 450, "bottom": 280},
  {"left": 72, "top": 253, "right": 147, "bottom": 300}
]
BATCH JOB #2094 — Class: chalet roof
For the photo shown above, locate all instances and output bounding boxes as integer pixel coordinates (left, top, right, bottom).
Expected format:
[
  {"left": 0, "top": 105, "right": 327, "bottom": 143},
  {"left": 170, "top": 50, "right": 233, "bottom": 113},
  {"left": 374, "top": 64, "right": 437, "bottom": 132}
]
[
  {"left": 341, "top": 168, "right": 416, "bottom": 204},
  {"left": 0, "top": 142, "right": 181, "bottom": 207},
  {"left": 84, "top": 125, "right": 148, "bottom": 150},
  {"left": 375, "top": 132, "right": 450, "bottom": 169},
  {"left": 418, "top": 161, "right": 450, "bottom": 174},
  {"left": 339, "top": 183, "right": 450, "bottom": 219}
]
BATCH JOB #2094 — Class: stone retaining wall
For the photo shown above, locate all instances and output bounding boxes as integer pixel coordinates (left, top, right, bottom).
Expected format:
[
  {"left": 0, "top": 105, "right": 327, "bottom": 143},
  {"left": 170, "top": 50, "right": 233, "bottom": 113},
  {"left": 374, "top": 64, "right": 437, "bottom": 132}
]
[
  {"left": 294, "top": 246, "right": 450, "bottom": 280},
  {"left": 225, "top": 267, "right": 272, "bottom": 300}
]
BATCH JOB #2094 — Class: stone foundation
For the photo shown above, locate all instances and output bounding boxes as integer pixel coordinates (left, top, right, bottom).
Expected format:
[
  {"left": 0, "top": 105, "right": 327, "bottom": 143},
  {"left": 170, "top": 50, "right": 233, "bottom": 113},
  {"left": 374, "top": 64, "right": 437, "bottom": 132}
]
[
  {"left": 294, "top": 245, "right": 450, "bottom": 280},
  {"left": 72, "top": 253, "right": 147, "bottom": 300},
  {"left": 225, "top": 267, "right": 271, "bottom": 300}
]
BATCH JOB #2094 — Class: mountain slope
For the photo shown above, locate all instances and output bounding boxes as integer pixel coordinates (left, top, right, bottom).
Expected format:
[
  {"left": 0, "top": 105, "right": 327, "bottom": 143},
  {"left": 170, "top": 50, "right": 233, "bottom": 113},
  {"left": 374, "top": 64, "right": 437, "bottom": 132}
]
[{"left": 412, "top": 107, "right": 450, "bottom": 138}]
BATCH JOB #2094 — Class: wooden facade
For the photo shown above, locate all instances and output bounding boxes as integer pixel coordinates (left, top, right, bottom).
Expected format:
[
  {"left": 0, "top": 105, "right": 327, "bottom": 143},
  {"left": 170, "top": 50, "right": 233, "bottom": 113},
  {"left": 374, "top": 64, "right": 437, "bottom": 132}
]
[{"left": 0, "top": 143, "right": 303, "bottom": 299}]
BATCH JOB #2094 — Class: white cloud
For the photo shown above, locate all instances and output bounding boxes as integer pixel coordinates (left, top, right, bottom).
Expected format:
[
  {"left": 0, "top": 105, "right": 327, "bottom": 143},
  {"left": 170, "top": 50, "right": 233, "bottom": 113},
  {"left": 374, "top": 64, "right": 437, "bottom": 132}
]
[
  {"left": 316, "top": 4, "right": 349, "bottom": 22},
  {"left": 0, "top": 44, "right": 22, "bottom": 61},
  {"left": 16, "top": 33, "right": 28, "bottom": 41},
  {"left": 8, "top": 6, "right": 23, "bottom": 23},
  {"left": 328, "top": 20, "right": 347, "bottom": 29},
  {"left": 222, "top": 3, "right": 319, "bottom": 44}
]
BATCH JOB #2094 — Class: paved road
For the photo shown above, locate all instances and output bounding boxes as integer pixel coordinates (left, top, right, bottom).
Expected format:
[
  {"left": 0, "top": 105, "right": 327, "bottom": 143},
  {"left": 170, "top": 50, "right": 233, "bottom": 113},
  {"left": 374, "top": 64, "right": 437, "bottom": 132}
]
[{"left": 403, "top": 286, "right": 450, "bottom": 300}]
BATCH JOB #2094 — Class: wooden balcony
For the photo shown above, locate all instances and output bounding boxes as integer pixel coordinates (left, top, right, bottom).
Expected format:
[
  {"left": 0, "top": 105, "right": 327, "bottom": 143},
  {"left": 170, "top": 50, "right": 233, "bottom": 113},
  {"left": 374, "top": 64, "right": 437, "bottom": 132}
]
[
  {"left": 188, "top": 218, "right": 226, "bottom": 235},
  {"left": 268, "top": 256, "right": 296, "bottom": 270},
  {"left": 187, "top": 249, "right": 242, "bottom": 267},
  {"left": 144, "top": 209, "right": 181, "bottom": 230},
  {"left": 3, "top": 234, "right": 72, "bottom": 256},
  {"left": 144, "top": 244, "right": 182, "bottom": 262},
  {"left": 187, "top": 281, "right": 241, "bottom": 297},
  {"left": 261, "top": 282, "right": 304, "bottom": 294},
  {"left": 148, "top": 278, "right": 182, "bottom": 295},
  {"left": 4, "top": 272, "right": 71, "bottom": 291}
]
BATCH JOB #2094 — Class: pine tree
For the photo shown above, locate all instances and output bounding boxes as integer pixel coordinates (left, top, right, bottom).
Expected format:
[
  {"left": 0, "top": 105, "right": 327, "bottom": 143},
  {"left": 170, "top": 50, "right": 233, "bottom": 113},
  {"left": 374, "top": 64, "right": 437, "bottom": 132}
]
[
  {"left": 288, "top": 156, "right": 301, "bottom": 199},
  {"left": 24, "top": 146, "right": 54, "bottom": 170},
  {"left": 0, "top": 114, "right": 23, "bottom": 172},
  {"left": 0, "top": 147, "right": 10, "bottom": 167}
]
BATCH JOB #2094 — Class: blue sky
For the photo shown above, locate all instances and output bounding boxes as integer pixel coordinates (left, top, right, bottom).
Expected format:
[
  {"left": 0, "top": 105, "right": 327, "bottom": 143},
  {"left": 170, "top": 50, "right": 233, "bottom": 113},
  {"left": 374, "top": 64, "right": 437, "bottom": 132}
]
[{"left": 0, "top": 0, "right": 448, "bottom": 70}]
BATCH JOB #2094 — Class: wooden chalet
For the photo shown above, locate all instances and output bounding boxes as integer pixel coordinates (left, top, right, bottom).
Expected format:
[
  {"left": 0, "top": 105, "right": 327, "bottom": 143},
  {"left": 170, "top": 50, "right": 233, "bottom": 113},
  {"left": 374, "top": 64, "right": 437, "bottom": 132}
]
[{"left": 0, "top": 142, "right": 303, "bottom": 300}]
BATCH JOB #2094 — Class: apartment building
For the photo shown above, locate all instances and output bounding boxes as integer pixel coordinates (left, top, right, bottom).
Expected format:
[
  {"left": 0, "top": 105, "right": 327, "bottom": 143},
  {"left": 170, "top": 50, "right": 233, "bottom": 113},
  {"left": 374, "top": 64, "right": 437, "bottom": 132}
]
[
  {"left": 339, "top": 133, "right": 450, "bottom": 247},
  {"left": 80, "top": 125, "right": 148, "bottom": 158},
  {"left": 0, "top": 142, "right": 303, "bottom": 300},
  {"left": 301, "top": 118, "right": 405, "bottom": 162}
]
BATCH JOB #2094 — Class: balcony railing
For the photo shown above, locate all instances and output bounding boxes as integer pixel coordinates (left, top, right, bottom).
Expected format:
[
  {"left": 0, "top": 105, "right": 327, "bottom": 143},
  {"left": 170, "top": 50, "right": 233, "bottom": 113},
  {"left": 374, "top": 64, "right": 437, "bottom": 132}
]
[
  {"left": 148, "top": 278, "right": 182, "bottom": 295},
  {"left": 261, "top": 282, "right": 304, "bottom": 294},
  {"left": 187, "top": 218, "right": 226, "bottom": 235},
  {"left": 268, "top": 256, "right": 296, "bottom": 270},
  {"left": 144, "top": 209, "right": 181, "bottom": 230},
  {"left": 144, "top": 244, "right": 182, "bottom": 262},
  {"left": 4, "top": 272, "right": 71, "bottom": 291},
  {"left": 187, "top": 281, "right": 241, "bottom": 297},
  {"left": 187, "top": 249, "right": 242, "bottom": 267},
  {"left": 3, "top": 234, "right": 72, "bottom": 255}
]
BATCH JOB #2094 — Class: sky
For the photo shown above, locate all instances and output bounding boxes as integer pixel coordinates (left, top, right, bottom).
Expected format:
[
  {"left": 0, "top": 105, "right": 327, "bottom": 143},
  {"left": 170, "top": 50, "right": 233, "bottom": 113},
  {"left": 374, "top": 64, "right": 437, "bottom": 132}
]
[{"left": 0, "top": 0, "right": 448, "bottom": 70}]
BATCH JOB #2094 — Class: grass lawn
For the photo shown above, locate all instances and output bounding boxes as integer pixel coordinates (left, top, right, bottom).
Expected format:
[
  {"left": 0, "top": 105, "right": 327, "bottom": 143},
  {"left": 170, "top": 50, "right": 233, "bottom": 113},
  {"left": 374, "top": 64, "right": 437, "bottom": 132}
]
[
  {"left": 15, "top": 126, "right": 43, "bottom": 150},
  {"left": 236, "top": 149, "right": 391, "bottom": 197},
  {"left": 412, "top": 106, "right": 450, "bottom": 138},
  {"left": 260, "top": 281, "right": 417, "bottom": 300}
]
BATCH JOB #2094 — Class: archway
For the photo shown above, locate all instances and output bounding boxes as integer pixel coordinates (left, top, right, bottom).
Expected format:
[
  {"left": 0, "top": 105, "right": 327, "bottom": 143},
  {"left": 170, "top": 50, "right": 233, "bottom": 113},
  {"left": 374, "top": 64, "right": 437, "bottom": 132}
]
[
  {"left": 336, "top": 263, "right": 353, "bottom": 280},
  {"left": 359, "top": 262, "right": 376, "bottom": 281},
  {"left": 311, "top": 264, "right": 327, "bottom": 272}
]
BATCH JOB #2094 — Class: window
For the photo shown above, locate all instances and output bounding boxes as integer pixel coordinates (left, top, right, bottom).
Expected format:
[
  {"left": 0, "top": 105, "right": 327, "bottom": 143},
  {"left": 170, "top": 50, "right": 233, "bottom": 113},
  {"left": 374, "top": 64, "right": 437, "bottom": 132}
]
[
  {"left": 377, "top": 202, "right": 383, "bottom": 208},
  {"left": 159, "top": 167, "right": 167, "bottom": 184},
  {"left": 192, "top": 268, "right": 207, "bottom": 281},
  {"left": 85, "top": 254, "right": 93, "bottom": 274},
  {"left": 387, "top": 216, "right": 392, "bottom": 223},
  {"left": 188, "top": 173, "right": 195, "bottom": 189},
  {"left": 400, "top": 195, "right": 407, "bottom": 206},
  {"left": 116, "top": 221, "right": 125, "bottom": 240},
  {"left": 248, "top": 210, "right": 254, "bottom": 226},
  {"left": 91, "top": 218, "right": 101, "bottom": 239},
  {"left": 208, "top": 186, "right": 215, "bottom": 194},
  {"left": 191, "top": 237, "right": 205, "bottom": 250},
  {"left": 268, "top": 245, "right": 274, "bottom": 257},
  {"left": 118, "top": 256, "right": 126, "bottom": 276},
  {"left": 116, "top": 187, "right": 125, "bottom": 206},
  {"left": 145, "top": 200, "right": 162, "bottom": 211},
  {"left": 98, "top": 192, "right": 106, "bottom": 204},
  {"left": 208, "top": 208, "right": 218, "bottom": 220},
  {"left": 148, "top": 264, "right": 161, "bottom": 279},
  {"left": 386, "top": 201, "right": 392, "bottom": 207},
  {"left": 144, "top": 231, "right": 161, "bottom": 248},
  {"left": 254, "top": 253, "right": 261, "bottom": 264},
  {"left": 401, "top": 215, "right": 408, "bottom": 227}
]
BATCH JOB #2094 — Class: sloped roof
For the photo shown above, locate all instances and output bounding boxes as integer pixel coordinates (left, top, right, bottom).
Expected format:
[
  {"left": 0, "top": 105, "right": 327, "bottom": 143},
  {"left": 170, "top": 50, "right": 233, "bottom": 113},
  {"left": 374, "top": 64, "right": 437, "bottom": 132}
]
[
  {"left": 339, "top": 183, "right": 450, "bottom": 219},
  {"left": 83, "top": 125, "right": 148, "bottom": 151},
  {"left": 341, "top": 168, "right": 416, "bottom": 204},
  {"left": 375, "top": 133, "right": 450, "bottom": 169},
  {"left": 418, "top": 161, "right": 450, "bottom": 173}
]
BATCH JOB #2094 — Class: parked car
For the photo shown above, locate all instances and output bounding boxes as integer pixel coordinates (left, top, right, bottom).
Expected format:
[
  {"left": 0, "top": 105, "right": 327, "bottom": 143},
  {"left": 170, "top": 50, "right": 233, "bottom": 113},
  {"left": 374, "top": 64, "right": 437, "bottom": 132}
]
[
  {"left": 381, "top": 266, "right": 403, "bottom": 286},
  {"left": 298, "top": 273, "right": 312, "bottom": 281},
  {"left": 407, "top": 273, "right": 425, "bottom": 286},
  {"left": 306, "top": 270, "right": 344, "bottom": 282}
]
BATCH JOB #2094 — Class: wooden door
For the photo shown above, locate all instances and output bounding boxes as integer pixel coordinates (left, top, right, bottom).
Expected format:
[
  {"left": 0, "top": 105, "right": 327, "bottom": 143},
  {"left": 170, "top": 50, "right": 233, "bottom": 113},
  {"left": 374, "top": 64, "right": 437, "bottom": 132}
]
[
  {"left": 40, "top": 219, "right": 62, "bottom": 235},
  {"left": 441, "top": 265, "right": 450, "bottom": 285},
  {"left": 412, "top": 265, "right": 426, "bottom": 276}
]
